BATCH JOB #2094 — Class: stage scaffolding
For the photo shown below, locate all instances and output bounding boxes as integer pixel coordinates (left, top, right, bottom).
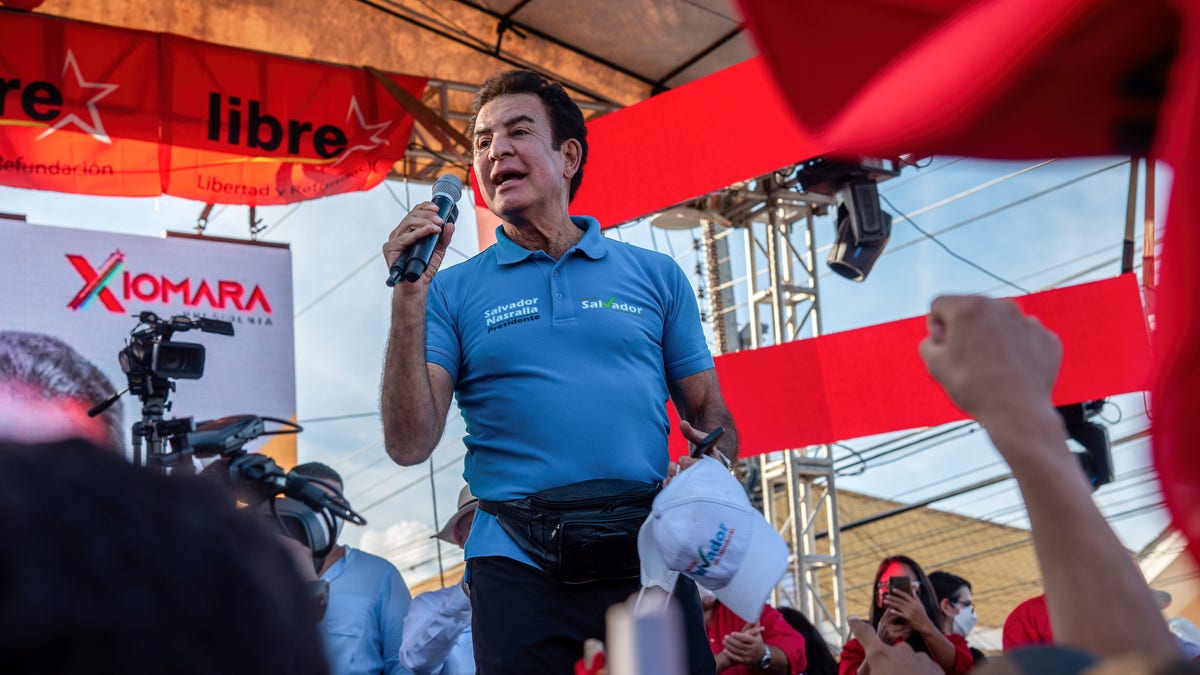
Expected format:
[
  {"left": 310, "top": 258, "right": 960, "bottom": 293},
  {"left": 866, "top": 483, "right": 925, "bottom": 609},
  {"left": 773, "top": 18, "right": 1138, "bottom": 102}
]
[{"left": 681, "top": 170, "right": 849, "bottom": 643}]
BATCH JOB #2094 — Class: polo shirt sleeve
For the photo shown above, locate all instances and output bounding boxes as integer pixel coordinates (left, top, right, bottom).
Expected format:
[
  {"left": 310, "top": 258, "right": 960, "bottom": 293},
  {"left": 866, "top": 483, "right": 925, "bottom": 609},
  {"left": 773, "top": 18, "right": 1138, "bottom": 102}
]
[
  {"left": 947, "top": 633, "right": 975, "bottom": 675},
  {"left": 662, "top": 262, "right": 714, "bottom": 381},
  {"left": 838, "top": 637, "right": 865, "bottom": 675},
  {"left": 759, "top": 605, "right": 808, "bottom": 673},
  {"left": 425, "top": 277, "right": 460, "bottom": 381}
]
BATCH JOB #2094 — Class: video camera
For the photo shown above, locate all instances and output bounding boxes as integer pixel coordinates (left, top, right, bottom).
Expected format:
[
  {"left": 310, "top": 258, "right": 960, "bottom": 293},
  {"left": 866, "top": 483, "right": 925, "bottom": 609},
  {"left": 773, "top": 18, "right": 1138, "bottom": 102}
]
[
  {"left": 118, "top": 311, "right": 233, "bottom": 397},
  {"left": 90, "top": 312, "right": 367, "bottom": 573}
]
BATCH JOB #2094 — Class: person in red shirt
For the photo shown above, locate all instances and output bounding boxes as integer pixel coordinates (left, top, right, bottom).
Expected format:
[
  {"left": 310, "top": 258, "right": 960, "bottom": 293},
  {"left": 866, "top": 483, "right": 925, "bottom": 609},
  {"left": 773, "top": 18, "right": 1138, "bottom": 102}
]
[
  {"left": 1003, "top": 594, "right": 1054, "bottom": 651},
  {"left": 699, "top": 585, "right": 807, "bottom": 674},
  {"left": 838, "top": 555, "right": 973, "bottom": 675}
]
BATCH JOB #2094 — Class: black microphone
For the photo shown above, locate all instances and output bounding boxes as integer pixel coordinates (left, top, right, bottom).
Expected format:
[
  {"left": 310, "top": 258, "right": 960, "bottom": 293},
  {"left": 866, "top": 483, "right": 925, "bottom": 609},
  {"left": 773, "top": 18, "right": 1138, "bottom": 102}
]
[{"left": 387, "top": 174, "right": 463, "bottom": 286}]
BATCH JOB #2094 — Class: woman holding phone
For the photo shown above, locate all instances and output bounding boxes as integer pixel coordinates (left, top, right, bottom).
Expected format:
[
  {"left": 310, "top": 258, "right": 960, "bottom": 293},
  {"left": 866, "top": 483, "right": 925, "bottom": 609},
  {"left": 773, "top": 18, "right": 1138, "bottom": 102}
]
[{"left": 837, "top": 555, "right": 974, "bottom": 675}]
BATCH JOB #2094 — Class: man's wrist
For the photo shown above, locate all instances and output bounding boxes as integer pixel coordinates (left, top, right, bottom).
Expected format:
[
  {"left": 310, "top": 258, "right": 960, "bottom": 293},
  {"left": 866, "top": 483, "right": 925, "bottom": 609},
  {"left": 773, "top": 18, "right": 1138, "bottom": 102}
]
[
  {"left": 756, "top": 645, "right": 772, "bottom": 670},
  {"left": 708, "top": 447, "right": 734, "bottom": 471}
]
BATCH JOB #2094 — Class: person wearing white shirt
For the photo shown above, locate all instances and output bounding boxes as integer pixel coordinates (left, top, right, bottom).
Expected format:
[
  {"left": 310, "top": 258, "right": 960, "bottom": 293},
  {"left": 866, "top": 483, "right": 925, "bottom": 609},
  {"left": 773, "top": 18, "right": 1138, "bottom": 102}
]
[{"left": 400, "top": 486, "right": 478, "bottom": 675}]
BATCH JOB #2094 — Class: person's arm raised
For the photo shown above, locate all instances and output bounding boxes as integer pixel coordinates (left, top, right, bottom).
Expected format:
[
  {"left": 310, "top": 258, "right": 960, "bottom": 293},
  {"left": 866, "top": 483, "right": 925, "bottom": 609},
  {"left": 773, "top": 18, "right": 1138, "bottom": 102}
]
[
  {"left": 919, "top": 295, "right": 1176, "bottom": 660},
  {"left": 380, "top": 204, "right": 457, "bottom": 466}
]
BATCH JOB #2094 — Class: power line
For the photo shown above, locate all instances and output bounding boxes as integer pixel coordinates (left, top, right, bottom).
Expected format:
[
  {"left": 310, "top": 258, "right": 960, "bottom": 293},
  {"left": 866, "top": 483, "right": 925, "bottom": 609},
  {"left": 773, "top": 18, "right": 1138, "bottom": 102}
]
[
  {"left": 259, "top": 202, "right": 305, "bottom": 239},
  {"left": 880, "top": 157, "right": 967, "bottom": 191},
  {"left": 300, "top": 412, "right": 380, "bottom": 424},
  {"left": 331, "top": 435, "right": 384, "bottom": 470},
  {"left": 356, "top": 449, "right": 468, "bottom": 513},
  {"left": 834, "top": 431, "right": 1156, "bottom": 564},
  {"left": 814, "top": 159, "right": 1132, "bottom": 286},
  {"left": 294, "top": 252, "right": 378, "bottom": 318},
  {"left": 875, "top": 159, "right": 1130, "bottom": 260},
  {"left": 351, "top": 443, "right": 458, "bottom": 502},
  {"left": 880, "top": 192, "right": 1029, "bottom": 294}
]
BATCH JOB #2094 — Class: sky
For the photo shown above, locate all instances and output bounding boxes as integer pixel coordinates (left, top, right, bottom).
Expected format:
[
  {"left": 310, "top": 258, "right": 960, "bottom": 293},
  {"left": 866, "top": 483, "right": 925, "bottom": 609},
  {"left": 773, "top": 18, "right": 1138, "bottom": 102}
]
[{"left": 0, "top": 153, "right": 1172, "bottom": 589}]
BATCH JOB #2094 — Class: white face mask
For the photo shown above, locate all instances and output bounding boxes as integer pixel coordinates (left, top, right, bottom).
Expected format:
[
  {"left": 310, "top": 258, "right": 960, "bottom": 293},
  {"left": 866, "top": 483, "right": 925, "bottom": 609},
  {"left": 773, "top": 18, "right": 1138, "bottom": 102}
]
[{"left": 951, "top": 605, "right": 977, "bottom": 637}]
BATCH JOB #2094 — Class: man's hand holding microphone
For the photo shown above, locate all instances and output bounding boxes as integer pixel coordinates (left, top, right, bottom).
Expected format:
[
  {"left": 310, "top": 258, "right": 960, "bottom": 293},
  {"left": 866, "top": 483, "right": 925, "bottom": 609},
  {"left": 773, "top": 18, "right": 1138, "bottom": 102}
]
[{"left": 383, "top": 174, "right": 463, "bottom": 289}]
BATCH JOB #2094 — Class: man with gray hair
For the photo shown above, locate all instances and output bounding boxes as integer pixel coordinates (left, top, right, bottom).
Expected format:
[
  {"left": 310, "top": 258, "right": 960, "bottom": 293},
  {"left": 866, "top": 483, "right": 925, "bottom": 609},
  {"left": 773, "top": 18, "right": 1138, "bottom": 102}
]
[{"left": 0, "top": 331, "right": 123, "bottom": 451}]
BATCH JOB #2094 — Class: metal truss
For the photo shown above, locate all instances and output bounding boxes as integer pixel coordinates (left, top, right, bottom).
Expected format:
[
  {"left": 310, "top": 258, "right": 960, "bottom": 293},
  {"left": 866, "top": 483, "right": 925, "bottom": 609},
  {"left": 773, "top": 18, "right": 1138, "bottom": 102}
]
[{"left": 695, "top": 170, "right": 849, "bottom": 644}]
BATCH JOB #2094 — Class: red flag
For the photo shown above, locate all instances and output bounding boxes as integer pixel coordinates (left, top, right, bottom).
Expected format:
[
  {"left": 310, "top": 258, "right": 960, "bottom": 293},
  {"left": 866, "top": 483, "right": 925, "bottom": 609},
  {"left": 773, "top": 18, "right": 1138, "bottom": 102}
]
[{"left": 0, "top": 12, "right": 426, "bottom": 204}]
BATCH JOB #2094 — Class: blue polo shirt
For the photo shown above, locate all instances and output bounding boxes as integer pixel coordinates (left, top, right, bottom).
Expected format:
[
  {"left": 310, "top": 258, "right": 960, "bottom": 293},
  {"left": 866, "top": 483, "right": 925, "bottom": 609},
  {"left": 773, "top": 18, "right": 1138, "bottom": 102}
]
[{"left": 425, "top": 216, "right": 714, "bottom": 565}]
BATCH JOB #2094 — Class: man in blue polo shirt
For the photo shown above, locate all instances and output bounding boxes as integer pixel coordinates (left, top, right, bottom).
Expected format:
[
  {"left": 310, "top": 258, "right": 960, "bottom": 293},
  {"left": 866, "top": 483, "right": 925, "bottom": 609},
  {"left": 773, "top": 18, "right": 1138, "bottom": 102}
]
[{"left": 380, "top": 69, "right": 737, "bottom": 674}]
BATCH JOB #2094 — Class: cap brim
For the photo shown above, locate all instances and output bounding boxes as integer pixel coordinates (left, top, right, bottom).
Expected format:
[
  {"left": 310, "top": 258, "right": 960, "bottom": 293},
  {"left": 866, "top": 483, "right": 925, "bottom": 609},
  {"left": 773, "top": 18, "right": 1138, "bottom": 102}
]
[
  {"left": 712, "top": 514, "right": 789, "bottom": 623},
  {"left": 638, "top": 515, "right": 679, "bottom": 592},
  {"left": 431, "top": 503, "right": 477, "bottom": 544}
]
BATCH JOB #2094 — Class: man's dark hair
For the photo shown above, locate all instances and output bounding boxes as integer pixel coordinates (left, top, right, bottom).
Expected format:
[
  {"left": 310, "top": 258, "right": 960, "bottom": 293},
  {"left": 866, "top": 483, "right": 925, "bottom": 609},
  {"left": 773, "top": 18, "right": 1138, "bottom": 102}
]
[
  {"left": 0, "top": 439, "right": 329, "bottom": 675},
  {"left": 929, "top": 570, "right": 972, "bottom": 604},
  {"left": 291, "top": 461, "right": 343, "bottom": 490},
  {"left": 470, "top": 70, "right": 589, "bottom": 202},
  {"left": 0, "top": 331, "right": 124, "bottom": 451},
  {"left": 776, "top": 606, "right": 838, "bottom": 675}
]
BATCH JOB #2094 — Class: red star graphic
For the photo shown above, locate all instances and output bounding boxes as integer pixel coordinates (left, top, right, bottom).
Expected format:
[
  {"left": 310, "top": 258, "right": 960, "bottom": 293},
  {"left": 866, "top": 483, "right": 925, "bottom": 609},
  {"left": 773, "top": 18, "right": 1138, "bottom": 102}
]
[
  {"left": 332, "top": 96, "right": 391, "bottom": 166},
  {"left": 36, "top": 49, "right": 119, "bottom": 145}
]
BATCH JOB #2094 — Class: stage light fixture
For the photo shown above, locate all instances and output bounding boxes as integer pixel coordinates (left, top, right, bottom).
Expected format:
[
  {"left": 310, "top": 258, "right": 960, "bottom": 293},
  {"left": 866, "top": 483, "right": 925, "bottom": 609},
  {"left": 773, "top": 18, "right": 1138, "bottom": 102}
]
[
  {"left": 1057, "top": 400, "right": 1115, "bottom": 490},
  {"left": 795, "top": 156, "right": 899, "bottom": 282},
  {"left": 827, "top": 180, "right": 893, "bottom": 282}
]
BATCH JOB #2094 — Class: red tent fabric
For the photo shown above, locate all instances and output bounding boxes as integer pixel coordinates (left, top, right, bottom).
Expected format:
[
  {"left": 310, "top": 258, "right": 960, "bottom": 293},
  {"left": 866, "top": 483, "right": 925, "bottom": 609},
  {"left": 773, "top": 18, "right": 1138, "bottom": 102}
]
[{"left": 739, "top": 0, "right": 1199, "bottom": 563}]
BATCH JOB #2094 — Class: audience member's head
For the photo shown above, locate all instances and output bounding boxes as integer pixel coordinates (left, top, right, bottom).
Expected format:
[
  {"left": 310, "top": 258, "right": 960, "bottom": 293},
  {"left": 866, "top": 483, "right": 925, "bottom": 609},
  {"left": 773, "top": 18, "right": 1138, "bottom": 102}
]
[
  {"left": 0, "top": 331, "right": 124, "bottom": 451},
  {"left": 776, "top": 606, "right": 838, "bottom": 675},
  {"left": 290, "top": 461, "right": 346, "bottom": 545},
  {"left": 433, "top": 485, "right": 478, "bottom": 549},
  {"left": 1003, "top": 593, "right": 1054, "bottom": 651},
  {"left": 930, "top": 570, "right": 978, "bottom": 637},
  {"left": 869, "top": 554, "right": 946, "bottom": 653},
  {"left": 0, "top": 438, "right": 329, "bottom": 675}
]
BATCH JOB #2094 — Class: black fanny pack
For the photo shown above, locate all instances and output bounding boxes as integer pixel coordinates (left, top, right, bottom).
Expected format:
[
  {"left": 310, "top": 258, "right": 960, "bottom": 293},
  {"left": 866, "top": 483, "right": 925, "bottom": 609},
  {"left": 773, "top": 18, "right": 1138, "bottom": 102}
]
[{"left": 478, "top": 478, "right": 661, "bottom": 585}]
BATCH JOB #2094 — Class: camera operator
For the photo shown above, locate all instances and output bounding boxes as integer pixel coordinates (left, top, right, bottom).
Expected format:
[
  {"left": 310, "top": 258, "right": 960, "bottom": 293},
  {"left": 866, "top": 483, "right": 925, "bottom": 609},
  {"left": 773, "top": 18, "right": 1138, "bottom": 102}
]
[{"left": 291, "top": 462, "right": 414, "bottom": 675}]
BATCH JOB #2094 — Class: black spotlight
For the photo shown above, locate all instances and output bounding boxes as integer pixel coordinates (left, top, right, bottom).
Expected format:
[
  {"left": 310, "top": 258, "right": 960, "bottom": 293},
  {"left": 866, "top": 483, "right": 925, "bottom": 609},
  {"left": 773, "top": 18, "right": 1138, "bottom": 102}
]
[
  {"left": 1057, "top": 400, "right": 1114, "bottom": 490},
  {"left": 795, "top": 156, "right": 898, "bottom": 282},
  {"left": 827, "top": 180, "right": 893, "bottom": 281}
]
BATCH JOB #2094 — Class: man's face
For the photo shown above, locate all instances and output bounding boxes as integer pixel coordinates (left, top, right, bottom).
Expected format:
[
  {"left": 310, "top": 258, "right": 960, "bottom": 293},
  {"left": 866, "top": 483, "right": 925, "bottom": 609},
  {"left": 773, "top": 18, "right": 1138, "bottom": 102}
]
[{"left": 472, "top": 93, "right": 579, "bottom": 222}]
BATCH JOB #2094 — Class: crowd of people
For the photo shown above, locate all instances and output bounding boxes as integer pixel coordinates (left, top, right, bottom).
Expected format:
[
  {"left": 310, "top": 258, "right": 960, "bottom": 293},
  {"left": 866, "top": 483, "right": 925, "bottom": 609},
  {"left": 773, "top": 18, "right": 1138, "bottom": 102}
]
[{"left": 1, "top": 66, "right": 1196, "bottom": 675}]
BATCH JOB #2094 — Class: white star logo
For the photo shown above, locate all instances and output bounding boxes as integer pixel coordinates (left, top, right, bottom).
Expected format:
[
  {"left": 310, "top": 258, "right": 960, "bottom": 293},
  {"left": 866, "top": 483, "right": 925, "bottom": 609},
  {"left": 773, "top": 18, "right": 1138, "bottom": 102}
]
[
  {"left": 332, "top": 96, "right": 391, "bottom": 166},
  {"left": 36, "top": 49, "right": 119, "bottom": 145}
]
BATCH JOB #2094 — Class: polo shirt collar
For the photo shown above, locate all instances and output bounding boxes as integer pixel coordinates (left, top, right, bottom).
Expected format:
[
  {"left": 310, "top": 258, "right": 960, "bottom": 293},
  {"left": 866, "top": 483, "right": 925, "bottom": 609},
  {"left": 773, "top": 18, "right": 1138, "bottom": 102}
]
[{"left": 493, "top": 215, "right": 608, "bottom": 265}]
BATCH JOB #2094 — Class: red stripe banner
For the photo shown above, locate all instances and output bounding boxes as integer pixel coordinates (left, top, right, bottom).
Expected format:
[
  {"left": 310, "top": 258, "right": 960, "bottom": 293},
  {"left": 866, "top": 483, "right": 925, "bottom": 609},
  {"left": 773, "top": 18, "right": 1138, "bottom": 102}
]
[
  {"left": 669, "top": 275, "right": 1151, "bottom": 459},
  {"left": 0, "top": 11, "right": 426, "bottom": 204},
  {"left": 572, "top": 58, "right": 824, "bottom": 228}
]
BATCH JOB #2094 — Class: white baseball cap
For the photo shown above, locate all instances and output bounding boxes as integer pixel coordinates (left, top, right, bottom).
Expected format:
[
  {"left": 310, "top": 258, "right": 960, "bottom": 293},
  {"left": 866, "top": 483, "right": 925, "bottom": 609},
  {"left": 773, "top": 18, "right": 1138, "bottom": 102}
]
[{"left": 638, "top": 456, "right": 789, "bottom": 623}]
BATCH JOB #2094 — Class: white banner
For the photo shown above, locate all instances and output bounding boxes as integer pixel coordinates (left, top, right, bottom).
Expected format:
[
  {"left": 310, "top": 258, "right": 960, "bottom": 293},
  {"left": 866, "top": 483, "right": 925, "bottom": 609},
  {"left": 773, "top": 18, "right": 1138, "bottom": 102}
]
[{"left": 0, "top": 219, "right": 297, "bottom": 463}]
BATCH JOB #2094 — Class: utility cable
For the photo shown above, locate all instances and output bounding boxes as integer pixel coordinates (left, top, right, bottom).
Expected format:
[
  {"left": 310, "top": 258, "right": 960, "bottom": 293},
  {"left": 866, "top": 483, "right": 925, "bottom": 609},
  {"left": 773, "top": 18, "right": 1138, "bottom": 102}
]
[{"left": 881, "top": 192, "right": 1029, "bottom": 294}]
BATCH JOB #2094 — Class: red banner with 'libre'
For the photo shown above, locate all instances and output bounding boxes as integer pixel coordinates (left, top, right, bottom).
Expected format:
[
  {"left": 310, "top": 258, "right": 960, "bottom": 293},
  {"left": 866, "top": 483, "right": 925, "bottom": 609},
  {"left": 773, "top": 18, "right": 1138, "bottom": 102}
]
[{"left": 0, "top": 12, "right": 426, "bottom": 204}]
